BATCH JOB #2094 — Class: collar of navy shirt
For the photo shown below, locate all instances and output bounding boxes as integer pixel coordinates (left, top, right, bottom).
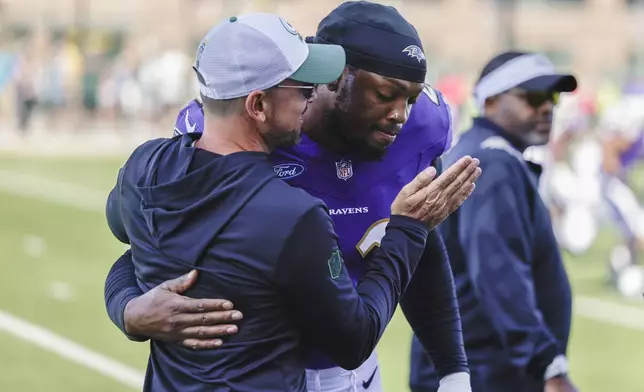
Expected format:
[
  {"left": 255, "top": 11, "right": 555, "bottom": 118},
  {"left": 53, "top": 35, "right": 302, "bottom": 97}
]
[{"left": 472, "top": 116, "right": 543, "bottom": 178}]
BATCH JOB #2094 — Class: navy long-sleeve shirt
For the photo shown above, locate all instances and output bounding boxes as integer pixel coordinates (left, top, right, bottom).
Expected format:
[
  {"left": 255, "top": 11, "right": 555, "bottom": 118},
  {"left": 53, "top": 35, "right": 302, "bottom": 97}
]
[
  {"left": 410, "top": 117, "right": 572, "bottom": 392},
  {"left": 106, "top": 134, "right": 429, "bottom": 391}
]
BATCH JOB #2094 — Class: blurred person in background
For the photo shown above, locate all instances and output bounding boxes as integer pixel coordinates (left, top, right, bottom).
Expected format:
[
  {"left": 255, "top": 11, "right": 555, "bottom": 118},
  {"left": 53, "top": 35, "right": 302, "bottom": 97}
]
[
  {"left": 154, "top": 47, "right": 192, "bottom": 121},
  {"left": 11, "top": 43, "right": 39, "bottom": 134},
  {"left": 97, "top": 44, "right": 142, "bottom": 127},
  {"left": 81, "top": 50, "right": 103, "bottom": 120},
  {"left": 537, "top": 94, "right": 601, "bottom": 256},
  {"left": 39, "top": 38, "right": 67, "bottom": 129},
  {"left": 410, "top": 51, "right": 579, "bottom": 392},
  {"left": 135, "top": 37, "right": 193, "bottom": 126},
  {"left": 596, "top": 96, "right": 644, "bottom": 297}
]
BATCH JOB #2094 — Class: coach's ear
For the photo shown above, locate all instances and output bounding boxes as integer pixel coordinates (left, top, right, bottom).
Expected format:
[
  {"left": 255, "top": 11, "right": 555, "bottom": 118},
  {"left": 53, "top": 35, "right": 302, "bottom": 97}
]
[
  {"left": 245, "top": 90, "right": 268, "bottom": 123},
  {"left": 326, "top": 67, "right": 348, "bottom": 92}
]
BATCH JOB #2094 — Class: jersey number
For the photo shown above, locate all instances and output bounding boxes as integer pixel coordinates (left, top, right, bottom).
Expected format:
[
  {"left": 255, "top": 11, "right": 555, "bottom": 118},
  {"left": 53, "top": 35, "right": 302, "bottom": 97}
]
[{"left": 355, "top": 218, "right": 390, "bottom": 257}]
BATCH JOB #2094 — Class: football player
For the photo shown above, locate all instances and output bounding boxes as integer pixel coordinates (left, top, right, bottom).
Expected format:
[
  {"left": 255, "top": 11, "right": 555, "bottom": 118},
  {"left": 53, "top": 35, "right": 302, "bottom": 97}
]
[{"left": 598, "top": 97, "right": 644, "bottom": 297}]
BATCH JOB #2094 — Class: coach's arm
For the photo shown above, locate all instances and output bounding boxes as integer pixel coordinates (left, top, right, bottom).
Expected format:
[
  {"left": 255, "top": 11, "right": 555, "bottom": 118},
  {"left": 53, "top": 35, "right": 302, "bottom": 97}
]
[{"left": 275, "top": 206, "right": 429, "bottom": 370}]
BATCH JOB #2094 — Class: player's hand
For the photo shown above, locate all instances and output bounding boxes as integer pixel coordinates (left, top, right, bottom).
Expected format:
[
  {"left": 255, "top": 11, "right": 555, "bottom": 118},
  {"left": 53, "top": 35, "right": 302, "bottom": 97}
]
[
  {"left": 123, "top": 270, "right": 243, "bottom": 350},
  {"left": 544, "top": 375, "right": 579, "bottom": 392},
  {"left": 391, "top": 156, "right": 481, "bottom": 229}
]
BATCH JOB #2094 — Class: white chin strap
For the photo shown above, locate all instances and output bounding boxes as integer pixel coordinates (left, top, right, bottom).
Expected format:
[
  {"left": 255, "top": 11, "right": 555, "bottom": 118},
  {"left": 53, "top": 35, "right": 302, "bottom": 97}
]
[{"left": 473, "top": 54, "right": 556, "bottom": 112}]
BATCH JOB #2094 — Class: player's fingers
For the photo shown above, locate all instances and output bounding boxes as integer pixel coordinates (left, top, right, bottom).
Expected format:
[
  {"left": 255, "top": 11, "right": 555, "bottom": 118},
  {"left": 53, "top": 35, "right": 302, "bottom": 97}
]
[
  {"left": 446, "top": 182, "right": 476, "bottom": 215},
  {"left": 183, "top": 298, "right": 235, "bottom": 313},
  {"left": 398, "top": 166, "right": 436, "bottom": 198},
  {"left": 174, "top": 310, "right": 243, "bottom": 329},
  {"left": 447, "top": 164, "right": 481, "bottom": 199},
  {"left": 159, "top": 270, "right": 199, "bottom": 294},
  {"left": 430, "top": 156, "right": 474, "bottom": 191},
  {"left": 458, "top": 168, "right": 480, "bottom": 198},
  {"left": 457, "top": 183, "right": 476, "bottom": 207},
  {"left": 180, "top": 324, "right": 239, "bottom": 340},
  {"left": 441, "top": 158, "right": 479, "bottom": 198},
  {"left": 181, "top": 338, "right": 224, "bottom": 351}
]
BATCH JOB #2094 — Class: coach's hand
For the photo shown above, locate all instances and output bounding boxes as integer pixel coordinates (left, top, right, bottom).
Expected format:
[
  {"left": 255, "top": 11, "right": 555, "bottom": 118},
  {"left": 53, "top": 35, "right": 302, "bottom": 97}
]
[
  {"left": 123, "top": 270, "right": 243, "bottom": 350},
  {"left": 391, "top": 155, "right": 481, "bottom": 229},
  {"left": 545, "top": 375, "right": 579, "bottom": 392}
]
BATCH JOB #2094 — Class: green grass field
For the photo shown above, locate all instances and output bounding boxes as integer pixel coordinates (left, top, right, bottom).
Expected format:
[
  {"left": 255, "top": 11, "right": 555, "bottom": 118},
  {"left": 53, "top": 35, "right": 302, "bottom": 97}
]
[{"left": 0, "top": 153, "right": 643, "bottom": 391}]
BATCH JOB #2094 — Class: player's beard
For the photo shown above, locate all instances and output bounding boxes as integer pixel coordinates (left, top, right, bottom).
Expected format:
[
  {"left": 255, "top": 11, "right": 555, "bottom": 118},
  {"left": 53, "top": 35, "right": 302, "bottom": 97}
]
[
  {"left": 323, "top": 108, "right": 387, "bottom": 161},
  {"left": 322, "top": 77, "right": 387, "bottom": 161}
]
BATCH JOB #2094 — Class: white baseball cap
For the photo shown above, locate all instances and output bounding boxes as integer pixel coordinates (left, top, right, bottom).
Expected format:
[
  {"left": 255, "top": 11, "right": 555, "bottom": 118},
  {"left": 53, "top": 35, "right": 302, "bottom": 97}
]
[{"left": 194, "top": 13, "right": 347, "bottom": 100}]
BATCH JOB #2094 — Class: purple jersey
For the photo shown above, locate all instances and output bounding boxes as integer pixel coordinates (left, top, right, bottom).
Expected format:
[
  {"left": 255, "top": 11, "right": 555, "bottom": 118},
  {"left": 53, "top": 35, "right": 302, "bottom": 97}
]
[
  {"left": 174, "top": 87, "right": 453, "bottom": 369},
  {"left": 619, "top": 132, "right": 644, "bottom": 169},
  {"left": 599, "top": 97, "right": 644, "bottom": 172}
]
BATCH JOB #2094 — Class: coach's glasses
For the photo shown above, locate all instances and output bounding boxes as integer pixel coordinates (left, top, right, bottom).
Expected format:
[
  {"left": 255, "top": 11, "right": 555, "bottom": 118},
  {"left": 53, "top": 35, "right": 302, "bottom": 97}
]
[
  {"left": 277, "top": 85, "right": 316, "bottom": 100},
  {"left": 508, "top": 89, "right": 560, "bottom": 108}
]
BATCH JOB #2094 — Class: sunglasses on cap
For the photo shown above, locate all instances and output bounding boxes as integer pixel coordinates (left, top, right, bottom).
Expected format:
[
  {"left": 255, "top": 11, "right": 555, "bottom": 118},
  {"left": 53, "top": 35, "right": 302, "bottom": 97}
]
[{"left": 507, "top": 89, "right": 560, "bottom": 108}]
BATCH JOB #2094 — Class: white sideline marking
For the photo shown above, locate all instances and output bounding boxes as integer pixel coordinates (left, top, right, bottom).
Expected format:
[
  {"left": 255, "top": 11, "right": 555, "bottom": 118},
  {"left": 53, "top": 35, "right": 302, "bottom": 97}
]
[
  {"left": 0, "top": 169, "right": 642, "bottom": 388},
  {"left": 0, "top": 310, "right": 144, "bottom": 389},
  {"left": 574, "top": 296, "right": 644, "bottom": 331},
  {"left": 0, "top": 169, "right": 106, "bottom": 212},
  {"left": 0, "top": 170, "right": 142, "bottom": 387}
]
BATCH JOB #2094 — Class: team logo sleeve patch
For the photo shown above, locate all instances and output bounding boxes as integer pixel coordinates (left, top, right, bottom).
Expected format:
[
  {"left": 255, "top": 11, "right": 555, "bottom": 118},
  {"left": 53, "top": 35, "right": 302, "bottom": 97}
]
[{"left": 328, "top": 249, "right": 344, "bottom": 280}]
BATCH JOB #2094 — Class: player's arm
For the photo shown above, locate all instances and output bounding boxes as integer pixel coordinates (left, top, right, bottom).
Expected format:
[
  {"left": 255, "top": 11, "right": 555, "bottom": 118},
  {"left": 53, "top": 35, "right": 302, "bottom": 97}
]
[
  {"left": 602, "top": 134, "right": 631, "bottom": 175},
  {"left": 400, "top": 155, "right": 469, "bottom": 381},
  {"left": 104, "top": 251, "right": 147, "bottom": 341},
  {"left": 459, "top": 151, "right": 567, "bottom": 380},
  {"left": 104, "top": 251, "right": 243, "bottom": 348},
  {"left": 274, "top": 205, "right": 430, "bottom": 370},
  {"left": 400, "top": 229, "right": 469, "bottom": 379}
]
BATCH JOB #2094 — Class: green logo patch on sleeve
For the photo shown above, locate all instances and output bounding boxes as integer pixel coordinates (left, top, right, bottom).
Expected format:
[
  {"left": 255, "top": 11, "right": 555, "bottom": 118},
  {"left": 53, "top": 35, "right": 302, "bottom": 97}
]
[{"left": 327, "top": 249, "right": 343, "bottom": 280}]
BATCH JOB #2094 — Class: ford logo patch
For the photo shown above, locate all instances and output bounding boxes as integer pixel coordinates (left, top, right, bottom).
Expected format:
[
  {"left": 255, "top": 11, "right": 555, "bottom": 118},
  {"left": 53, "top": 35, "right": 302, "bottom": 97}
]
[{"left": 273, "top": 163, "right": 305, "bottom": 180}]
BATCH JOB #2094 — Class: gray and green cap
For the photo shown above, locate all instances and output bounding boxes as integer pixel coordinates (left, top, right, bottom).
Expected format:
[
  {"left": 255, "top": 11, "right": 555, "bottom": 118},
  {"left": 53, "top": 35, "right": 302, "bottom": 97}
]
[{"left": 193, "top": 13, "right": 346, "bottom": 100}]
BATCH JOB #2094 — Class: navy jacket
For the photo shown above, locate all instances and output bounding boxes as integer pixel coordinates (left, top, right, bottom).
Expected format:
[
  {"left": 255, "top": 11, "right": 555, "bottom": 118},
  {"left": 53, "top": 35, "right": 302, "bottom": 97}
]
[
  {"left": 410, "top": 118, "right": 572, "bottom": 392},
  {"left": 106, "top": 133, "right": 430, "bottom": 392}
]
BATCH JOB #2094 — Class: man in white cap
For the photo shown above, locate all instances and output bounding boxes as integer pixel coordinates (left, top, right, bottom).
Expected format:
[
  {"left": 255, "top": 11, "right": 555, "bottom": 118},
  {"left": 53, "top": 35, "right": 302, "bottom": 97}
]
[
  {"left": 104, "top": 12, "right": 479, "bottom": 392},
  {"left": 410, "top": 51, "right": 580, "bottom": 392}
]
